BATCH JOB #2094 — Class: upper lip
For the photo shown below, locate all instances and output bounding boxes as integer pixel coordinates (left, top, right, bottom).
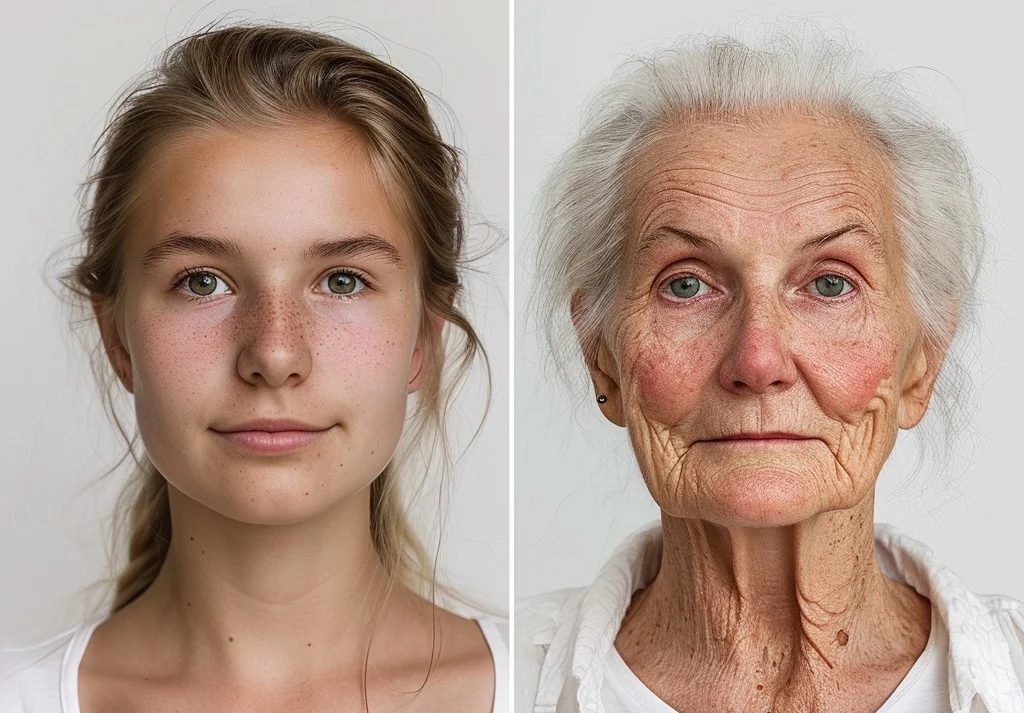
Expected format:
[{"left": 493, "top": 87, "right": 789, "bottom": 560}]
[
  {"left": 715, "top": 432, "right": 809, "bottom": 440},
  {"left": 214, "top": 418, "right": 330, "bottom": 433}
]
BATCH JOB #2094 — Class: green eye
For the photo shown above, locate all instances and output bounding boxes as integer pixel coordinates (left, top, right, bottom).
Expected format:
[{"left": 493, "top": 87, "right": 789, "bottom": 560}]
[
  {"left": 812, "top": 275, "right": 850, "bottom": 298},
  {"left": 667, "top": 275, "right": 704, "bottom": 299},
  {"left": 325, "top": 271, "right": 365, "bottom": 296},
  {"left": 186, "top": 272, "right": 219, "bottom": 296}
]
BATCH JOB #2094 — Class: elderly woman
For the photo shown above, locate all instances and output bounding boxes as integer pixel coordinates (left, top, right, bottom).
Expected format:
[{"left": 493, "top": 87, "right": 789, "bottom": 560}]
[{"left": 516, "top": 31, "right": 1024, "bottom": 713}]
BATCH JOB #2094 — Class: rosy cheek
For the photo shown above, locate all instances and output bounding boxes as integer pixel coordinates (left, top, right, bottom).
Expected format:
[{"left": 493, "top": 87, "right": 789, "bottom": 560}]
[
  {"left": 131, "top": 308, "right": 230, "bottom": 396},
  {"left": 796, "top": 328, "right": 900, "bottom": 416},
  {"left": 313, "top": 320, "right": 407, "bottom": 377},
  {"left": 626, "top": 318, "right": 717, "bottom": 427}
]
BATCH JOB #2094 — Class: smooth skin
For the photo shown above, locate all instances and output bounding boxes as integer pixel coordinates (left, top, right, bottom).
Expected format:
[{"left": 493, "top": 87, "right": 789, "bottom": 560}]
[
  {"left": 585, "top": 113, "right": 941, "bottom": 712},
  {"left": 81, "top": 121, "right": 495, "bottom": 712}
]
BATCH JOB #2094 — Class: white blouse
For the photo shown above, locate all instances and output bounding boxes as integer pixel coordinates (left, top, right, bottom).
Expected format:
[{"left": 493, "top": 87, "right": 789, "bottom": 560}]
[
  {"left": 0, "top": 616, "right": 509, "bottom": 713},
  {"left": 516, "top": 523, "right": 1024, "bottom": 713}
]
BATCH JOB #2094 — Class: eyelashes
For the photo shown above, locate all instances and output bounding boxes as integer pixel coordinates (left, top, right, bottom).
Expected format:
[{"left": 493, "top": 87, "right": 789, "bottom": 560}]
[
  {"left": 170, "top": 267, "right": 374, "bottom": 302},
  {"left": 657, "top": 270, "right": 860, "bottom": 303}
]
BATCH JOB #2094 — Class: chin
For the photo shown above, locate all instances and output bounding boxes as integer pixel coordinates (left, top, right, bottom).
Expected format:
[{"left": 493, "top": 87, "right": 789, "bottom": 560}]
[
  {"left": 172, "top": 460, "right": 370, "bottom": 526},
  {"left": 658, "top": 464, "right": 828, "bottom": 528}
]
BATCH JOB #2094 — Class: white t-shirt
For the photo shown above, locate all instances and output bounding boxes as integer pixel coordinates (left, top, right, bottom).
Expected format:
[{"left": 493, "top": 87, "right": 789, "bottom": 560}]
[
  {"left": 600, "top": 603, "right": 950, "bottom": 712},
  {"left": 0, "top": 617, "right": 509, "bottom": 713}
]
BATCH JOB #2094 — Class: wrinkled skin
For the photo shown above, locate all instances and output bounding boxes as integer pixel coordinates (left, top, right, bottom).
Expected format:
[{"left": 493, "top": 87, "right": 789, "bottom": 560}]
[{"left": 586, "top": 114, "right": 943, "bottom": 712}]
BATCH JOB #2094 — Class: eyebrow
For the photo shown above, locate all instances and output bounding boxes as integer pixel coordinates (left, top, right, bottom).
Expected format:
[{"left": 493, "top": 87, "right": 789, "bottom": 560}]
[
  {"left": 140, "top": 231, "right": 403, "bottom": 272},
  {"left": 637, "top": 223, "right": 885, "bottom": 259}
]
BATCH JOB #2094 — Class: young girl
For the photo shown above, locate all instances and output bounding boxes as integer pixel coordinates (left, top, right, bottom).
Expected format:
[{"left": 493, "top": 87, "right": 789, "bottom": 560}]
[{"left": 0, "top": 23, "right": 507, "bottom": 713}]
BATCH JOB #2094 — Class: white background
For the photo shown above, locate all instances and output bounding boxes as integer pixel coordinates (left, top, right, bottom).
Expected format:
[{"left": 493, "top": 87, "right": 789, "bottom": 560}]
[
  {"left": 0, "top": 1, "right": 508, "bottom": 644},
  {"left": 515, "top": 2, "right": 1024, "bottom": 599}
]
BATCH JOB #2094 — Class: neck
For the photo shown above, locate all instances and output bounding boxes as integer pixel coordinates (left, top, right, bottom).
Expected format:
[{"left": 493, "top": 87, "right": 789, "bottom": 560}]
[
  {"left": 616, "top": 493, "right": 931, "bottom": 711},
  {"left": 121, "top": 481, "right": 418, "bottom": 683}
]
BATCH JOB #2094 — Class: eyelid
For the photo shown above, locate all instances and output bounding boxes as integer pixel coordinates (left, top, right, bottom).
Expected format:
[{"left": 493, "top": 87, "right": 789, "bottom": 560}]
[
  {"left": 802, "top": 271, "right": 858, "bottom": 299},
  {"left": 658, "top": 272, "right": 715, "bottom": 301},
  {"left": 657, "top": 261, "right": 716, "bottom": 289},
  {"left": 171, "top": 267, "right": 234, "bottom": 296},
  {"left": 315, "top": 266, "right": 373, "bottom": 292}
]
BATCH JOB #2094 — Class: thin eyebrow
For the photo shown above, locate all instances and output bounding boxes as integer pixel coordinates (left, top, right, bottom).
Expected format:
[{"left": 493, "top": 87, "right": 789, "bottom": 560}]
[
  {"left": 140, "top": 232, "right": 403, "bottom": 272},
  {"left": 636, "top": 227, "right": 720, "bottom": 255},
  {"left": 799, "top": 223, "right": 875, "bottom": 253},
  {"left": 637, "top": 223, "right": 885, "bottom": 260}
]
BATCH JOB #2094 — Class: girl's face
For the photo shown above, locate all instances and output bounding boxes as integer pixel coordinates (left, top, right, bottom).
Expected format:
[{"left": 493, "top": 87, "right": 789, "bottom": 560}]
[{"left": 101, "top": 120, "right": 429, "bottom": 525}]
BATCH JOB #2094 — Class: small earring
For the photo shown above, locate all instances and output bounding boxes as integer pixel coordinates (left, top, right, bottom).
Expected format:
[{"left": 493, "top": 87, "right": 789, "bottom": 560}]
[{"left": 597, "top": 394, "right": 608, "bottom": 404}]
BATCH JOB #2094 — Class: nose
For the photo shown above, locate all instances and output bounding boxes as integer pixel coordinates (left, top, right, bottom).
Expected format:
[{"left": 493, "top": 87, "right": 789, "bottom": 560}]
[
  {"left": 235, "top": 290, "right": 313, "bottom": 388},
  {"left": 718, "top": 290, "right": 798, "bottom": 395}
]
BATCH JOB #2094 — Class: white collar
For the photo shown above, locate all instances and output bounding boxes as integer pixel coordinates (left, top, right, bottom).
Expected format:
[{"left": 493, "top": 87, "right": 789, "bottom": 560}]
[{"left": 531, "top": 522, "right": 1024, "bottom": 713}]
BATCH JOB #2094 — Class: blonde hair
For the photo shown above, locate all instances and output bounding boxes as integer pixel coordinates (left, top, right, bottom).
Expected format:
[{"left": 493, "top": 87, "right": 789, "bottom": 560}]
[{"left": 60, "top": 22, "right": 489, "bottom": 615}]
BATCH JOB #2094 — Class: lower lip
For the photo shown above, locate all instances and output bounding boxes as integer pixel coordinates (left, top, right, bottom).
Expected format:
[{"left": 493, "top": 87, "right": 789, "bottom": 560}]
[{"left": 215, "top": 429, "right": 329, "bottom": 454}]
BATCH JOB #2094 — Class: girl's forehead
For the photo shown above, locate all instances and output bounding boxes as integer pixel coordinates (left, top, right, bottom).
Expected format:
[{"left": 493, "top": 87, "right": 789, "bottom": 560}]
[{"left": 124, "top": 121, "right": 415, "bottom": 263}]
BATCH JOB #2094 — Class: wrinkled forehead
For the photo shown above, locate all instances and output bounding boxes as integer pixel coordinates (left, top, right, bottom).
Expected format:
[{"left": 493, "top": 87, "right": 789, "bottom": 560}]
[{"left": 622, "top": 112, "right": 899, "bottom": 257}]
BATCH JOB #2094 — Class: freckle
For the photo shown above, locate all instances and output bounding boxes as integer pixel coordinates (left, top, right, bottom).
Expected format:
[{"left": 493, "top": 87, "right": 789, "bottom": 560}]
[
  {"left": 305, "top": 491, "right": 309, "bottom": 495},
  {"left": 201, "top": 549, "right": 205, "bottom": 554},
  {"left": 187, "top": 601, "right": 191, "bottom": 607},
  {"left": 229, "top": 636, "right": 234, "bottom": 642},
  {"left": 308, "top": 642, "right": 312, "bottom": 647},
  {"left": 756, "top": 684, "right": 764, "bottom": 691},
  {"left": 190, "top": 536, "right": 194, "bottom": 541},
  {"left": 837, "top": 629, "right": 849, "bottom": 646}
]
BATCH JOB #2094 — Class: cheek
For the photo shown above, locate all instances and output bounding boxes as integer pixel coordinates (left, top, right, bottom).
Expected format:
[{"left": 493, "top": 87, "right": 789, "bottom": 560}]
[
  {"left": 624, "top": 309, "right": 720, "bottom": 427},
  {"left": 793, "top": 321, "right": 902, "bottom": 417},
  {"left": 310, "top": 313, "right": 417, "bottom": 403},
  {"left": 128, "top": 307, "right": 232, "bottom": 419}
]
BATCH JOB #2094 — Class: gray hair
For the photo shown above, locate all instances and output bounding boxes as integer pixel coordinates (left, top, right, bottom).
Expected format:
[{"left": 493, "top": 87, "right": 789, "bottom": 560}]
[{"left": 532, "top": 26, "right": 987, "bottom": 484}]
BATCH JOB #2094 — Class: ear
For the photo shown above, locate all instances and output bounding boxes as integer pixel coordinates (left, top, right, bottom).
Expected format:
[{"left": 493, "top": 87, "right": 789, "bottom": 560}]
[
  {"left": 408, "top": 312, "right": 444, "bottom": 394},
  {"left": 571, "top": 291, "right": 625, "bottom": 427},
  {"left": 91, "top": 295, "right": 134, "bottom": 394},
  {"left": 898, "top": 333, "right": 946, "bottom": 430}
]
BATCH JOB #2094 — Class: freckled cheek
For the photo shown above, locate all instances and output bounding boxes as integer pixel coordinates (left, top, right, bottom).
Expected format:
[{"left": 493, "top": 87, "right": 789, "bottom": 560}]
[
  {"left": 309, "top": 309, "right": 417, "bottom": 393},
  {"left": 128, "top": 310, "right": 233, "bottom": 404}
]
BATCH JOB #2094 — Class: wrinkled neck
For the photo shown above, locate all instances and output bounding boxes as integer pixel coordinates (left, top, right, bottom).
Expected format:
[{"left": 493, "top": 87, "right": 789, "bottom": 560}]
[{"left": 615, "top": 492, "right": 931, "bottom": 709}]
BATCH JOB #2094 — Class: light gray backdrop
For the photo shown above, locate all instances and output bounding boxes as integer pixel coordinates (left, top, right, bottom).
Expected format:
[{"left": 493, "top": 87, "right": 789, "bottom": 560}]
[
  {"left": 0, "top": 0, "right": 508, "bottom": 644},
  {"left": 515, "top": 2, "right": 1024, "bottom": 599}
]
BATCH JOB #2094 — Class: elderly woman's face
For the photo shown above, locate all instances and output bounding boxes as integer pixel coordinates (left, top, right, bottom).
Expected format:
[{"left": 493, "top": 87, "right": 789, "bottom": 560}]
[{"left": 597, "top": 114, "right": 940, "bottom": 528}]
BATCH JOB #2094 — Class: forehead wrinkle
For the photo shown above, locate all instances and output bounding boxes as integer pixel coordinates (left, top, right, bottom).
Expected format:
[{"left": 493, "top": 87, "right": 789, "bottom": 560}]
[{"left": 638, "top": 163, "right": 884, "bottom": 209}]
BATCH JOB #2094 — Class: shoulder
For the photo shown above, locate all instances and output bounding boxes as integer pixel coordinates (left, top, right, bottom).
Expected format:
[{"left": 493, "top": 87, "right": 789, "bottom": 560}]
[
  {"left": 875, "top": 523, "right": 1024, "bottom": 699},
  {"left": 0, "top": 628, "right": 79, "bottom": 713},
  {"left": 471, "top": 616, "right": 510, "bottom": 713},
  {"left": 516, "top": 587, "right": 583, "bottom": 649},
  {"left": 475, "top": 616, "right": 509, "bottom": 652},
  {"left": 514, "top": 588, "right": 584, "bottom": 713}
]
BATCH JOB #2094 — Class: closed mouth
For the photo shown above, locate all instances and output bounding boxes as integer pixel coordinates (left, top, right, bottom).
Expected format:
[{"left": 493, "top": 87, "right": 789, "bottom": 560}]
[{"left": 713, "top": 432, "right": 810, "bottom": 441}]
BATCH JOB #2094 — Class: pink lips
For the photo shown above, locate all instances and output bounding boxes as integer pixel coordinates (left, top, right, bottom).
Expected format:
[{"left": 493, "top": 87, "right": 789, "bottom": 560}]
[{"left": 212, "top": 419, "right": 332, "bottom": 455}]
